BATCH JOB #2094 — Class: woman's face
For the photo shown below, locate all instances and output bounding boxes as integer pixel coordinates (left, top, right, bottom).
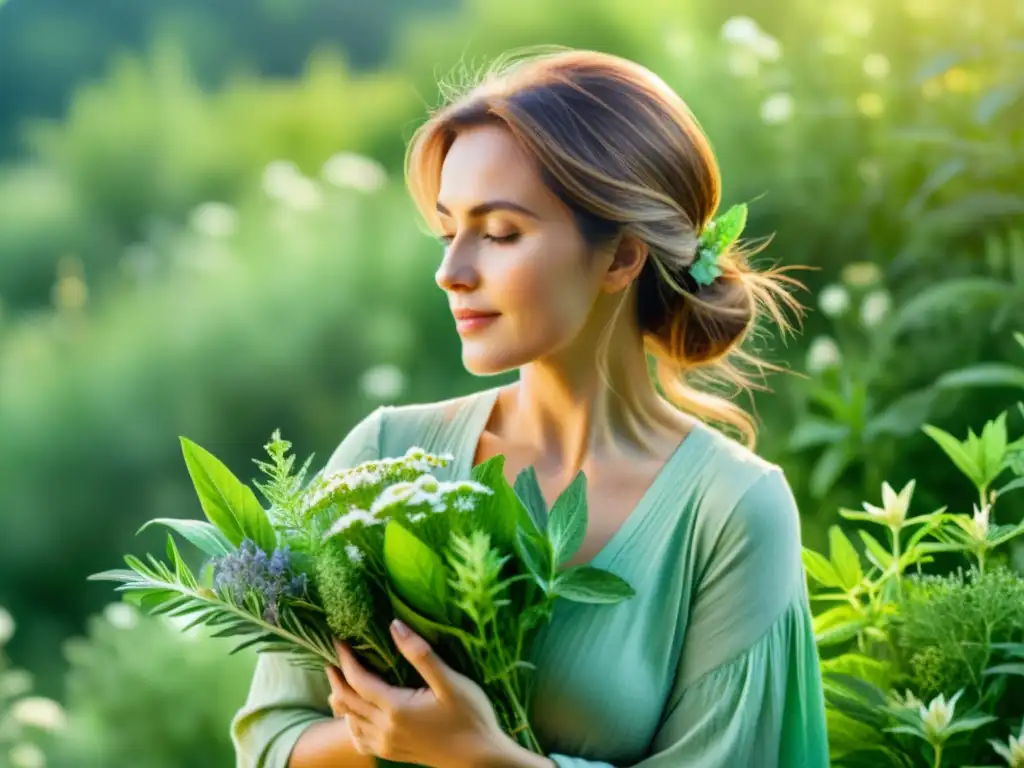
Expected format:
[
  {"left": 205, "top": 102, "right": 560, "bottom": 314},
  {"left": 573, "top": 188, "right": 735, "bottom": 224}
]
[{"left": 434, "top": 124, "right": 615, "bottom": 376}]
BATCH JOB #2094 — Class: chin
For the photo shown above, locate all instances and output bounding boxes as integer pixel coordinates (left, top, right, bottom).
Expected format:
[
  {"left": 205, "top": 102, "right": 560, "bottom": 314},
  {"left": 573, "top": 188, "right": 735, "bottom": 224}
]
[{"left": 460, "top": 336, "right": 535, "bottom": 376}]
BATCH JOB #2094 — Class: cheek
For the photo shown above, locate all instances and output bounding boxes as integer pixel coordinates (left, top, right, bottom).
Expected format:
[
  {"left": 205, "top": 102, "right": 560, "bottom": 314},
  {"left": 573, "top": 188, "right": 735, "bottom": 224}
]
[{"left": 495, "top": 243, "right": 595, "bottom": 339}]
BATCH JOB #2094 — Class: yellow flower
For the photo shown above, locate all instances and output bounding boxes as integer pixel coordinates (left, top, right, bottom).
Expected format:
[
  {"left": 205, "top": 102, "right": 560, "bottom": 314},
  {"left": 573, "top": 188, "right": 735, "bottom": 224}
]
[{"left": 863, "top": 480, "right": 916, "bottom": 530}]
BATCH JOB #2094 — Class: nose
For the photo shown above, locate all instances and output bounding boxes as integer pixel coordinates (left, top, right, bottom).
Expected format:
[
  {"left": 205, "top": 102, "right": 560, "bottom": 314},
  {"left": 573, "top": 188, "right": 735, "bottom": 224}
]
[{"left": 434, "top": 239, "right": 481, "bottom": 293}]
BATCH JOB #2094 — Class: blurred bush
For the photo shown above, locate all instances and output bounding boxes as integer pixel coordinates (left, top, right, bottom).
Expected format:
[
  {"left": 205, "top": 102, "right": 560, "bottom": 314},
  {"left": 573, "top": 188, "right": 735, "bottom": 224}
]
[
  {"left": 49, "top": 602, "right": 255, "bottom": 768},
  {"left": 0, "top": 606, "right": 65, "bottom": 768}
]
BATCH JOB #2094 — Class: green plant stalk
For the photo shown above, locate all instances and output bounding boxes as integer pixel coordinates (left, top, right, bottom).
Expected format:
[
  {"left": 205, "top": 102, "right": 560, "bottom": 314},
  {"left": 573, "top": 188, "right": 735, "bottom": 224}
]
[
  {"left": 890, "top": 526, "right": 902, "bottom": 602},
  {"left": 933, "top": 742, "right": 942, "bottom": 768}
]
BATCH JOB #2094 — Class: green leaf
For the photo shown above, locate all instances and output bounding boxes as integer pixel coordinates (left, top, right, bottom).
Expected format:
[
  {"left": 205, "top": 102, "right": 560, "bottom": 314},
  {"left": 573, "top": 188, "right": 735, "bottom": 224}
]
[
  {"left": 858, "top": 530, "right": 894, "bottom": 571},
  {"left": 828, "top": 526, "right": 863, "bottom": 591},
  {"left": 180, "top": 437, "right": 276, "bottom": 552},
  {"left": 810, "top": 443, "right": 854, "bottom": 499},
  {"left": 944, "top": 715, "right": 997, "bottom": 736},
  {"left": 382, "top": 521, "right": 449, "bottom": 622},
  {"left": 981, "top": 413, "right": 1009, "bottom": 484},
  {"left": 815, "top": 618, "right": 867, "bottom": 647},
  {"left": 787, "top": 418, "right": 850, "bottom": 451},
  {"left": 802, "top": 549, "right": 841, "bottom": 588},
  {"left": 547, "top": 471, "right": 588, "bottom": 566},
  {"left": 983, "top": 663, "right": 1024, "bottom": 677},
  {"left": 516, "top": 528, "right": 551, "bottom": 589},
  {"left": 472, "top": 455, "right": 531, "bottom": 550},
  {"left": 512, "top": 465, "right": 548, "bottom": 535},
  {"left": 864, "top": 388, "right": 939, "bottom": 440},
  {"left": 385, "top": 583, "right": 476, "bottom": 648},
  {"left": 922, "top": 424, "right": 983, "bottom": 485},
  {"left": 551, "top": 565, "right": 635, "bottom": 604},
  {"left": 935, "top": 364, "right": 1024, "bottom": 391},
  {"left": 139, "top": 518, "right": 234, "bottom": 557},
  {"left": 994, "top": 477, "right": 1024, "bottom": 499}
]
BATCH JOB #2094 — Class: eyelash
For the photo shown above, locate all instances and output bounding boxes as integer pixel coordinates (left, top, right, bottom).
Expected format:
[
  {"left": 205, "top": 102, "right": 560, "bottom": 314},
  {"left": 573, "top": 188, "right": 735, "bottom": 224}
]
[{"left": 439, "top": 233, "right": 521, "bottom": 246}]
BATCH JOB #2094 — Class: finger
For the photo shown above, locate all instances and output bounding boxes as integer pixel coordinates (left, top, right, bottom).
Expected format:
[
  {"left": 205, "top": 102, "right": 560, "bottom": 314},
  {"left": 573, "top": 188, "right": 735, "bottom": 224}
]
[
  {"left": 390, "top": 619, "right": 453, "bottom": 699},
  {"left": 335, "top": 668, "right": 381, "bottom": 721},
  {"left": 334, "top": 638, "right": 397, "bottom": 709},
  {"left": 324, "top": 666, "right": 350, "bottom": 718}
]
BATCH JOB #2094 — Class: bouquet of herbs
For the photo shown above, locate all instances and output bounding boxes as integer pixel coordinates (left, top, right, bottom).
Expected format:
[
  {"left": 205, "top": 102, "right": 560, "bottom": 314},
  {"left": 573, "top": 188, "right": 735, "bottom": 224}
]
[{"left": 91, "top": 430, "right": 635, "bottom": 753}]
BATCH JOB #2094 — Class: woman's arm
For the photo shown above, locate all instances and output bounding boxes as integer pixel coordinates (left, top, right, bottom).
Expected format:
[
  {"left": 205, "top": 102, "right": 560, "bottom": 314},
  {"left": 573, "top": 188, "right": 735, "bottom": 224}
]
[{"left": 288, "top": 718, "right": 374, "bottom": 768}]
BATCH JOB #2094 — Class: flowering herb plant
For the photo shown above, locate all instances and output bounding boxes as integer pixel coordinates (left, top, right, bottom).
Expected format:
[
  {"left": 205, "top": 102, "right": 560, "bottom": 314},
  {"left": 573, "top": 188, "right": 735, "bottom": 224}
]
[{"left": 91, "top": 430, "right": 635, "bottom": 754}]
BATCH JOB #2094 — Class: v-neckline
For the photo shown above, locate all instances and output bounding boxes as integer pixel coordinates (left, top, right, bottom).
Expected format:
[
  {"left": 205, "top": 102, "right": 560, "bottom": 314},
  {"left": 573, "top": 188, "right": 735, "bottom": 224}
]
[{"left": 458, "top": 384, "right": 711, "bottom": 568}]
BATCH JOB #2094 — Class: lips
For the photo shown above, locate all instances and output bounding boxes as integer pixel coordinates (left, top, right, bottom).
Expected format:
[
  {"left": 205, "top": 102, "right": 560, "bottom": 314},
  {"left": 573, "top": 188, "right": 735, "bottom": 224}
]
[{"left": 452, "top": 309, "right": 500, "bottom": 335}]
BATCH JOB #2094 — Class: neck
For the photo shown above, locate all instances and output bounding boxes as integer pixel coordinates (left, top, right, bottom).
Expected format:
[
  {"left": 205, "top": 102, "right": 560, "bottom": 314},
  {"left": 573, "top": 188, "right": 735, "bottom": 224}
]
[{"left": 498, "top": 292, "right": 683, "bottom": 475}]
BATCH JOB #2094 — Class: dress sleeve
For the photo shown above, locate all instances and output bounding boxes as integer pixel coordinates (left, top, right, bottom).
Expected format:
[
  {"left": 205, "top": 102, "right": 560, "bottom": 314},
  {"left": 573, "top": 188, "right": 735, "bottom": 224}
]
[
  {"left": 230, "top": 407, "right": 386, "bottom": 768},
  {"left": 550, "top": 468, "right": 829, "bottom": 768}
]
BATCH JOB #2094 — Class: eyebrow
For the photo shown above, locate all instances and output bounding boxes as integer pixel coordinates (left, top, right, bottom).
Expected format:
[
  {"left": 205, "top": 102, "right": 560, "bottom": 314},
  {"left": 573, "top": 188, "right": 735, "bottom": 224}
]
[{"left": 435, "top": 200, "right": 540, "bottom": 219}]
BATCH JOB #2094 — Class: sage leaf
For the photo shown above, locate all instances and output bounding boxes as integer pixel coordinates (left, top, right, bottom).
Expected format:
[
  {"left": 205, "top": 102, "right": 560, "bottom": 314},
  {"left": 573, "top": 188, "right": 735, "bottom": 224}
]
[
  {"left": 383, "top": 521, "right": 449, "bottom": 622},
  {"left": 139, "top": 518, "right": 234, "bottom": 558},
  {"left": 180, "top": 437, "right": 276, "bottom": 553}
]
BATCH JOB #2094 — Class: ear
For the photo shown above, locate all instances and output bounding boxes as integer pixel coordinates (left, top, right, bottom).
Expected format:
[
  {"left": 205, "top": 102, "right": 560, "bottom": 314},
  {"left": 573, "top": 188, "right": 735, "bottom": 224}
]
[{"left": 602, "top": 234, "right": 648, "bottom": 294}]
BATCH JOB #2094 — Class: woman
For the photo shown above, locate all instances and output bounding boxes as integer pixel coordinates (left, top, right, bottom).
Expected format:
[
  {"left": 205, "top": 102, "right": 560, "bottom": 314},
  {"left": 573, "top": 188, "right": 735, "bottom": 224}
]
[{"left": 232, "top": 47, "right": 829, "bottom": 768}]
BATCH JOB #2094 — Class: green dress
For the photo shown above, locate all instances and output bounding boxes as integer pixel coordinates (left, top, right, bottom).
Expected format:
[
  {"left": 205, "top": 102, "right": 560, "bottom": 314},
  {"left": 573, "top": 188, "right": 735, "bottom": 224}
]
[{"left": 231, "top": 386, "right": 830, "bottom": 768}]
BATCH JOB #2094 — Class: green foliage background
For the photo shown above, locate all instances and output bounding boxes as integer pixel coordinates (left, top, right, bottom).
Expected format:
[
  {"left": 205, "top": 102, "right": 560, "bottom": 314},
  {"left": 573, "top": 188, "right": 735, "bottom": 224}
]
[{"left": 0, "top": 0, "right": 1022, "bottom": 764}]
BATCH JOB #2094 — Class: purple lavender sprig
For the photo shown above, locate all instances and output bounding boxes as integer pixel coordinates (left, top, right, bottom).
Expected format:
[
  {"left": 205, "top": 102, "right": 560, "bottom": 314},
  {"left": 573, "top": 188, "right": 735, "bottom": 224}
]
[{"left": 213, "top": 539, "right": 308, "bottom": 625}]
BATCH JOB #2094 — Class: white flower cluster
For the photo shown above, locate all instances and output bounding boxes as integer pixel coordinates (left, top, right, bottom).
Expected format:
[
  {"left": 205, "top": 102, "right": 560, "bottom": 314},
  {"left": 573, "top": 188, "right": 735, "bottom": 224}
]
[
  {"left": 301, "top": 447, "right": 454, "bottom": 514},
  {"left": 370, "top": 474, "right": 492, "bottom": 519}
]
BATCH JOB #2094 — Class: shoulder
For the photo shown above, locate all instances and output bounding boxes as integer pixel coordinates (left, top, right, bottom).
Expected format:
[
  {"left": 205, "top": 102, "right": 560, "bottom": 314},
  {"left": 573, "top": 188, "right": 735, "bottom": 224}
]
[
  {"left": 325, "top": 387, "right": 494, "bottom": 472},
  {"left": 691, "top": 426, "right": 803, "bottom": 589}
]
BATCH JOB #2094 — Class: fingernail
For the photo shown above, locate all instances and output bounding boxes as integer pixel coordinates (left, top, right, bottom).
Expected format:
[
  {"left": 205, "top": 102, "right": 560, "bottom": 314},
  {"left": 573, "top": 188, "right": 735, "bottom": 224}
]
[{"left": 391, "top": 619, "right": 410, "bottom": 638}]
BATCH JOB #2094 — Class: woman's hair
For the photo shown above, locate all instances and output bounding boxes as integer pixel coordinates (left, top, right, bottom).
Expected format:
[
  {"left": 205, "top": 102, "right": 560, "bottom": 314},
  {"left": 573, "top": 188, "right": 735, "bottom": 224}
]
[{"left": 405, "top": 47, "right": 805, "bottom": 448}]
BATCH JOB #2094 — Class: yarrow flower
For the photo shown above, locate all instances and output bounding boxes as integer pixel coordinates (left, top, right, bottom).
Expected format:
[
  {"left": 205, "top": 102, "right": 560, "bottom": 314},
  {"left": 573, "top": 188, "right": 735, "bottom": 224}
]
[
  {"left": 300, "top": 447, "right": 455, "bottom": 516},
  {"left": 370, "top": 475, "right": 492, "bottom": 519},
  {"left": 213, "top": 539, "right": 308, "bottom": 625}
]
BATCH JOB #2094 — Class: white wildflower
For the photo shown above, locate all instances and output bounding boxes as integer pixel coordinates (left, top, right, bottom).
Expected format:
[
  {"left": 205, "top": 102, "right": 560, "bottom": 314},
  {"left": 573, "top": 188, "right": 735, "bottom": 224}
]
[
  {"left": 918, "top": 690, "right": 960, "bottom": 740},
  {"left": 321, "top": 152, "right": 387, "bottom": 193},
  {"left": 189, "top": 202, "right": 237, "bottom": 239},
  {"left": 720, "top": 16, "right": 761, "bottom": 45},
  {"left": 103, "top": 602, "right": 138, "bottom": 630},
  {"left": 9, "top": 743, "right": 45, "bottom": 768},
  {"left": 0, "top": 606, "right": 14, "bottom": 645},
  {"left": 860, "top": 289, "right": 891, "bottom": 328},
  {"left": 806, "top": 336, "right": 842, "bottom": 374},
  {"left": 760, "top": 93, "right": 795, "bottom": 124},
  {"left": 863, "top": 479, "right": 916, "bottom": 530},
  {"left": 344, "top": 544, "right": 364, "bottom": 563},
  {"left": 408, "top": 512, "right": 427, "bottom": 523},
  {"left": 990, "top": 717, "right": 1024, "bottom": 767},
  {"left": 12, "top": 696, "right": 67, "bottom": 731},
  {"left": 972, "top": 503, "right": 991, "bottom": 540},
  {"left": 818, "top": 284, "right": 851, "bottom": 318},
  {"left": 862, "top": 53, "right": 891, "bottom": 80}
]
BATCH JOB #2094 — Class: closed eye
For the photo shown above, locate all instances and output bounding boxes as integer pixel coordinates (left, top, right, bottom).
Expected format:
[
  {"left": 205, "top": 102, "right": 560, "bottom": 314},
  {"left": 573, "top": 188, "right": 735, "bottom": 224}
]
[{"left": 438, "top": 233, "right": 520, "bottom": 246}]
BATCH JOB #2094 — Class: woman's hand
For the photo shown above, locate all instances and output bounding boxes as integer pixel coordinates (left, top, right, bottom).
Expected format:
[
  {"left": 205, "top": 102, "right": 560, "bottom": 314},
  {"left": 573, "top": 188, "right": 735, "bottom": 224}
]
[{"left": 325, "top": 619, "right": 533, "bottom": 768}]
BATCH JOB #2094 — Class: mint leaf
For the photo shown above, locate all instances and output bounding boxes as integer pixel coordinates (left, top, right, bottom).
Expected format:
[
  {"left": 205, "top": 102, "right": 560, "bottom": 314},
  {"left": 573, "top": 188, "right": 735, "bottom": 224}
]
[
  {"left": 551, "top": 565, "right": 634, "bottom": 604},
  {"left": 547, "top": 470, "right": 588, "bottom": 566}
]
